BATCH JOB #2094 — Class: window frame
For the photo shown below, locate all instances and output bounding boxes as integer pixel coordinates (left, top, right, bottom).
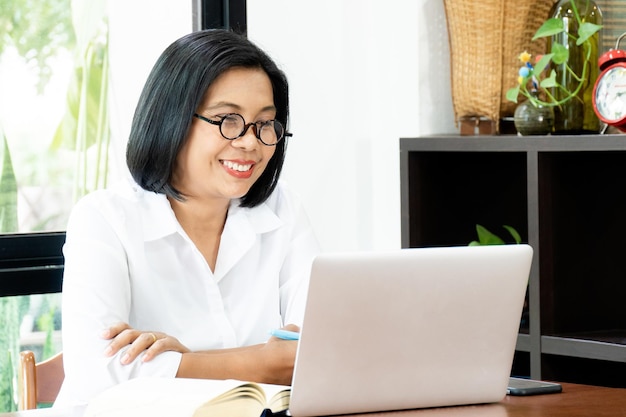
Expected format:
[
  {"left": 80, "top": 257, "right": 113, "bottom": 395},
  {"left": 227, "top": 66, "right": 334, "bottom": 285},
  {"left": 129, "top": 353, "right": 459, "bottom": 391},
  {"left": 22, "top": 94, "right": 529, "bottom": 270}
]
[
  {"left": 0, "top": 232, "right": 65, "bottom": 297},
  {"left": 200, "top": 0, "right": 247, "bottom": 33}
]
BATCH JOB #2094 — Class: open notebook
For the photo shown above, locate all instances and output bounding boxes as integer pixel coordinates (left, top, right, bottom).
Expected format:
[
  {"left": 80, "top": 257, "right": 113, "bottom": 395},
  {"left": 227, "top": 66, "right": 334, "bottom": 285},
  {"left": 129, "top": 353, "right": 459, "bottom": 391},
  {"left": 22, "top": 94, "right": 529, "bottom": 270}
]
[
  {"left": 83, "top": 377, "right": 290, "bottom": 417},
  {"left": 289, "top": 244, "right": 533, "bottom": 416}
]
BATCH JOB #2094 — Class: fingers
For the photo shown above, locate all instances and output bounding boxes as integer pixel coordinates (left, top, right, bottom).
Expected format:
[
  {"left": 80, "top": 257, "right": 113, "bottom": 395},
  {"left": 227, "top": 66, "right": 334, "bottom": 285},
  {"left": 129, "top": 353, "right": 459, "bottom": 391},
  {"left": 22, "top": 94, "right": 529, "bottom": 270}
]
[
  {"left": 100, "top": 322, "right": 131, "bottom": 340},
  {"left": 102, "top": 325, "right": 191, "bottom": 365},
  {"left": 141, "top": 334, "right": 191, "bottom": 363},
  {"left": 258, "top": 335, "right": 298, "bottom": 385},
  {"left": 282, "top": 323, "right": 300, "bottom": 332},
  {"left": 121, "top": 332, "right": 162, "bottom": 364},
  {"left": 102, "top": 323, "right": 165, "bottom": 363},
  {"left": 103, "top": 327, "right": 139, "bottom": 357},
  {"left": 102, "top": 323, "right": 135, "bottom": 357},
  {"left": 268, "top": 324, "right": 301, "bottom": 341}
]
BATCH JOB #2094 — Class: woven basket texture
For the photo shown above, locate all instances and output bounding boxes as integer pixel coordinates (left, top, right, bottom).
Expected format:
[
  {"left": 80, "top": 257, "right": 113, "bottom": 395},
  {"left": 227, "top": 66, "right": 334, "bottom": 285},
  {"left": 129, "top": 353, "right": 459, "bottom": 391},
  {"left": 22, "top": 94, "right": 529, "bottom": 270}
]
[{"left": 444, "top": 0, "right": 555, "bottom": 130}]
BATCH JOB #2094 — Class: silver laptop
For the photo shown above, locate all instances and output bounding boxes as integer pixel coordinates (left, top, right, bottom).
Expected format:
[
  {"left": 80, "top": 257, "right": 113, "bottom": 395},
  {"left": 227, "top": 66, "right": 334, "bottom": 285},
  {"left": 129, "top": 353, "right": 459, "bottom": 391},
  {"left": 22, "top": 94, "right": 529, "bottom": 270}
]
[{"left": 289, "top": 244, "right": 533, "bottom": 417}]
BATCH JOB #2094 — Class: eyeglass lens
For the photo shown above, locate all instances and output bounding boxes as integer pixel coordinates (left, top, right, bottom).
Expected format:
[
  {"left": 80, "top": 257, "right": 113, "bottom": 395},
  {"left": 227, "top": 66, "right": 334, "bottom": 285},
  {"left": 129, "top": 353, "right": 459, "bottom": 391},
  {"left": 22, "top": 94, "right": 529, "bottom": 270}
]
[{"left": 220, "top": 114, "right": 285, "bottom": 145}]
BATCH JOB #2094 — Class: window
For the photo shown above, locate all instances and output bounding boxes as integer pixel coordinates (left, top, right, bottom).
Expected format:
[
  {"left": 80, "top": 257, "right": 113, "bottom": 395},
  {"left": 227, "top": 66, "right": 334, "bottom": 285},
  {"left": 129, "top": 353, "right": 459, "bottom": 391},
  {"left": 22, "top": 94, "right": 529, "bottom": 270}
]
[{"left": 0, "top": 0, "right": 192, "bottom": 410}]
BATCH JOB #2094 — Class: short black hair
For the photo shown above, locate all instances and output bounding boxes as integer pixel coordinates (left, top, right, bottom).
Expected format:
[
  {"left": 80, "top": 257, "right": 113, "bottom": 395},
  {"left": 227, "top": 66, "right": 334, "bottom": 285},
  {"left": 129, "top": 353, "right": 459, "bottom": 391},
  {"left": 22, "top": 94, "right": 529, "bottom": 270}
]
[{"left": 126, "top": 29, "right": 289, "bottom": 208}]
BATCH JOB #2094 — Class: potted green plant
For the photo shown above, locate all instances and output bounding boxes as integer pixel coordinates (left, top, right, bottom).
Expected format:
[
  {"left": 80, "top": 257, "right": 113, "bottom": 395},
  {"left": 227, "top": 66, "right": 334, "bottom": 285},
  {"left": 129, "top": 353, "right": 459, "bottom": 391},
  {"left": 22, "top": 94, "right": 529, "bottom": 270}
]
[
  {"left": 505, "top": 0, "right": 603, "bottom": 133},
  {"left": 469, "top": 224, "right": 521, "bottom": 246}
]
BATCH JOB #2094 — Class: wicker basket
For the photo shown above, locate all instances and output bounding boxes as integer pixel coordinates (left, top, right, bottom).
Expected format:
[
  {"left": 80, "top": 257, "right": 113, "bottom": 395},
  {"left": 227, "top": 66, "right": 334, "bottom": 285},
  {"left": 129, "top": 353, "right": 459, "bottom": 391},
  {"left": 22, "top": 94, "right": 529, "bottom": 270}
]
[{"left": 444, "top": 0, "right": 555, "bottom": 132}]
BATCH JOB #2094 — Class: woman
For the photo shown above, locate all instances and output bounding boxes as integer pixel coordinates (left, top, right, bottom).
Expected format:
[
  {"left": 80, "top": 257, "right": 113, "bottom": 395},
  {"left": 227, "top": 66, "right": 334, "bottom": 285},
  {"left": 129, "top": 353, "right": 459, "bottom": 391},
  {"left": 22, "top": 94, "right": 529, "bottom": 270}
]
[{"left": 55, "top": 29, "right": 320, "bottom": 407}]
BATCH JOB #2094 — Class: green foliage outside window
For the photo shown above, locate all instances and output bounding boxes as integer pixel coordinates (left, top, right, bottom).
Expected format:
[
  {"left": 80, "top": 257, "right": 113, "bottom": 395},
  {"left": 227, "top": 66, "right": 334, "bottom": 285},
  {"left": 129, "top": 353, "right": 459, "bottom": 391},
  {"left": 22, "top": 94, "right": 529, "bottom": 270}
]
[
  {"left": 0, "top": 0, "right": 76, "bottom": 93},
  {"left": 0, "top": 0, "right": 109, "bottom": 411},
  {"left": 0, "top": 127, "right": 19, "bottom": 411}
]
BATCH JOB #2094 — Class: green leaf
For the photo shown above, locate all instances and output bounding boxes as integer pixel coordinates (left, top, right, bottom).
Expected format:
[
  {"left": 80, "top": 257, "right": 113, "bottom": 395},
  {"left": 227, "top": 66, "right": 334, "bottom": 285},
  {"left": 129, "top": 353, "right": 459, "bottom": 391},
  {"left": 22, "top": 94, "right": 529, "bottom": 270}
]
[
  {"left": 51, "top": 67, "right": 81, "bottom": 150},
  {"left": 506, "top": 86, "right": 521, "bottom": 103},
  {"left": 49, "top": 2, "right": 111, "bottom": 199},
  {"left": 539, "top": 70, "right": 559, "bottom": 88},
  {"left": 576, "top": 22, "right": 603, "bottom": 46},
  {"left": 0, "top": 297, "right": 21, "bottom": 411},
  {"left": 0, "top": 128, "right": 17, "bottom": 233},
  {"left": 533, "top": 18, "right": 564, "bottom": 40},
  {"left": 49, "top": 35, "right": 109, "bottom": 149},
  {"left": 533, "top": 53, "right": 553, "bottom": 75},
  {"left": 0, "top": 0, "right": 75, "bottom": 93},
  {"left": 550, "top": 43, "right": 569, "bottom": 65},
  {"left": 475, "top": 224, "right": 505, "bottom": 245},
  {"left": 503, "top": 225, "right": 522, "bottom": 244}
]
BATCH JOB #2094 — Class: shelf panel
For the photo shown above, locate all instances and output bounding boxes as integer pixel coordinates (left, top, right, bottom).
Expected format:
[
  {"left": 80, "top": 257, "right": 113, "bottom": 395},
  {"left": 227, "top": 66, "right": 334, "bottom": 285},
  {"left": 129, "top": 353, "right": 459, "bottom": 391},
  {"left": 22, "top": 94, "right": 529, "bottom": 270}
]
[
  {"left": 516, "top": 333, "right": 530, "bottom": 352},
  {"left": 400, "top": 134, "right": 626, "bottom": 153},
  {"left": 541, "top": 334, "right": 626, "bottom": 362}
]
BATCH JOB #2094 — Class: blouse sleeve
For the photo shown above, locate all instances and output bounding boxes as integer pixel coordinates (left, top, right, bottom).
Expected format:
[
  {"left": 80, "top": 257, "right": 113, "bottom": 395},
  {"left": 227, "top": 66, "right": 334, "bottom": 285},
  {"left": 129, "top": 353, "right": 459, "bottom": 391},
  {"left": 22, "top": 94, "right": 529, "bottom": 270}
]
[{"left": 55, "top": 194, "right": 181, "bottom": 407}]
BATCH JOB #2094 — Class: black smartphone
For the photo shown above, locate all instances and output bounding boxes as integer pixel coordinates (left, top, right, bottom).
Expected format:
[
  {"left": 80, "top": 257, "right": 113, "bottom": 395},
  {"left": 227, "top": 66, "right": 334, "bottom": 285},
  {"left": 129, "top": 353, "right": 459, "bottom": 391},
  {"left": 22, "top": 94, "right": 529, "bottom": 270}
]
[{"left": 507, "top": 377, "right": 562, "bottom": 396}]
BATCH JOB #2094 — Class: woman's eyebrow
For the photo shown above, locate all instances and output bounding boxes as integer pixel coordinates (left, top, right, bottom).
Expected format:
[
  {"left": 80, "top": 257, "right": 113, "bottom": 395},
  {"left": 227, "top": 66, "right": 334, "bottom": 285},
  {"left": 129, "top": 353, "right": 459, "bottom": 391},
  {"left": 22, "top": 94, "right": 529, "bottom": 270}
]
[
  {"left": 204, "top": 101, "right": 242, "bottom": 112},
  {"left": 202, "top": 102, "right": 277, "bottom": 114}
]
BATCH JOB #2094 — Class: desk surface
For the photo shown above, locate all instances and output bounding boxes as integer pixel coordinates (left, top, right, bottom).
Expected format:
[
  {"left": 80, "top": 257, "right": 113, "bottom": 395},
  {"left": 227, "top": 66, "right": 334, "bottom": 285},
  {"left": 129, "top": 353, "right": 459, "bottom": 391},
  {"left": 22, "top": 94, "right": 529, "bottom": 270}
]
[
  {"left": 362, "top": 382, "right": 626, "bottom": 417},
  {"left": 2, "top": 382, "right": 625, "bottom": 417}
]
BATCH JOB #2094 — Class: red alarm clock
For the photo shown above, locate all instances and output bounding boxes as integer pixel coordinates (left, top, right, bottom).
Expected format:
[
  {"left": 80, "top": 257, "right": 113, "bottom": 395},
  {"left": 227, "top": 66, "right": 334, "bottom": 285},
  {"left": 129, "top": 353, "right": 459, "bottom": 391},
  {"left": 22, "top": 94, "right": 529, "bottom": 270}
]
[{"left": 592, "top": 32, "right": 626, "bottom": 132}]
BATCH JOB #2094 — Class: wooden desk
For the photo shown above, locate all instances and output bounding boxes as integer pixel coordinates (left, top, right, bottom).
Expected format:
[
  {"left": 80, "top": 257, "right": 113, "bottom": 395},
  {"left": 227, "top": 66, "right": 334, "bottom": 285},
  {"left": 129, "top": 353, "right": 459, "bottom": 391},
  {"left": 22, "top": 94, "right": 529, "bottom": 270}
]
[
  {"left": 352, "top": 383, "right": 626, "bottom": 417},
  {"left": 1, "top": 383, "right": 624, "bottom": 417},
  {"left": 500, "top": 382, "right": 626, "bottom": 417}
]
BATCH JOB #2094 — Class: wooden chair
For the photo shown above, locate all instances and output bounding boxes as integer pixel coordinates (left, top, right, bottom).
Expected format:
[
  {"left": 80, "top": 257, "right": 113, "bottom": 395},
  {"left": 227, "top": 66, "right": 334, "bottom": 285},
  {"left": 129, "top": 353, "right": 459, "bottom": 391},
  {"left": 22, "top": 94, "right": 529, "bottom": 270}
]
[{"left": 18, "top": 350, "right": 64, "bottom": 410}]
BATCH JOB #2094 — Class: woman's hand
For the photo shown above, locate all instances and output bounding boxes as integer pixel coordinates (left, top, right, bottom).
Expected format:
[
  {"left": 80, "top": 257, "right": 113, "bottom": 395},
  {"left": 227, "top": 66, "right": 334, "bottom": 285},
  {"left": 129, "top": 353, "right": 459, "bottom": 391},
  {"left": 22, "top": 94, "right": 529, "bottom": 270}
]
[
  {"left": 175, "top": 324, "right": 300, "bottom": 385},
  {"left": 257, "top": 324, "right": 300, "bottom": 385},
  {"left": 102, "top": 322, "right": 191, "bottom": 364}
]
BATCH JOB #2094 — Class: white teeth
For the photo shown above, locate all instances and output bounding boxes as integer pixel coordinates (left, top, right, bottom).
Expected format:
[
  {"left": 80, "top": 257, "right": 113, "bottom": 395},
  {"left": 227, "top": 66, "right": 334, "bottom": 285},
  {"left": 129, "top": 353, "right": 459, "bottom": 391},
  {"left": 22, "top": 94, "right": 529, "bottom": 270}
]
[{"left": 222, "top": 160, "right": 252, "bottom": 172}]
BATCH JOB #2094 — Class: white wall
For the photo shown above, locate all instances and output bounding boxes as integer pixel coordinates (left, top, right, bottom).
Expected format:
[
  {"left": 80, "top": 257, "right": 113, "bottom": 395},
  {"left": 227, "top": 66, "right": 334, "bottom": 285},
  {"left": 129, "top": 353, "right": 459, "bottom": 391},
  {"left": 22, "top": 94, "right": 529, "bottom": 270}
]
[{"left": 247, "top": 0, "right": 456, "bottom": 252}]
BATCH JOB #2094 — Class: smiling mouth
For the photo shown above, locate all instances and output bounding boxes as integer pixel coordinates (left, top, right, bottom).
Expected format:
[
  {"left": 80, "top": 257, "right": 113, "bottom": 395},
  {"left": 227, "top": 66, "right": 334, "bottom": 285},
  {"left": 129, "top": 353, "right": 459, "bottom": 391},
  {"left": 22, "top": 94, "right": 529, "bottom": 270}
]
[{"left": 221, "top": 160, "right": 253, "bottom": 172}]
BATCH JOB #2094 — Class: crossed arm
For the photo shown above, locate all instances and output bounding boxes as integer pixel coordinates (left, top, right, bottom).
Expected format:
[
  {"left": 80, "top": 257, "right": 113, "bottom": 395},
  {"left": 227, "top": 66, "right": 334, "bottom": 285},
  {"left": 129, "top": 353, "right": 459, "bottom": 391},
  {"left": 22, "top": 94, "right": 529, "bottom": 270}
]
[{"left": 101, "top": 322, "right": 300, "bottom": 386}]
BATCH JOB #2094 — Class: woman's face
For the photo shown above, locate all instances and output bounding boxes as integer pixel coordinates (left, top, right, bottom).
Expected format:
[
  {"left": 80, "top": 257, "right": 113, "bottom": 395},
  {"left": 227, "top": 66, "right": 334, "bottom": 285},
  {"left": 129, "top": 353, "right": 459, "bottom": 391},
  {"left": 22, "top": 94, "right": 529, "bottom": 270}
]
[{"left": 172, "top": 67, "right": 277, "bottom": 204}]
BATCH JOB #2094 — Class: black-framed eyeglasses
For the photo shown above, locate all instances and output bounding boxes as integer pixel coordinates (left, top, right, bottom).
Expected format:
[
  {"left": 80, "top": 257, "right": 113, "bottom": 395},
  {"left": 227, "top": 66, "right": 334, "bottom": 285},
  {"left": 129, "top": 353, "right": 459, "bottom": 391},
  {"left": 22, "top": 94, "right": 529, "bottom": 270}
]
[{"left": 193, "top": 113, "right": 292, "bottom": 146}]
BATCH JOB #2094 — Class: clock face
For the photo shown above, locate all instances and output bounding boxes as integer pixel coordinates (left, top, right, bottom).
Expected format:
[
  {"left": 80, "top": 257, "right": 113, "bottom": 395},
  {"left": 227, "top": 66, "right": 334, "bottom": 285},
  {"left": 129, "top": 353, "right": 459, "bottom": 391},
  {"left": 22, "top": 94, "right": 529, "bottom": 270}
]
[{"left": 595, "top": 66, "right": 626, "bottom": 122}]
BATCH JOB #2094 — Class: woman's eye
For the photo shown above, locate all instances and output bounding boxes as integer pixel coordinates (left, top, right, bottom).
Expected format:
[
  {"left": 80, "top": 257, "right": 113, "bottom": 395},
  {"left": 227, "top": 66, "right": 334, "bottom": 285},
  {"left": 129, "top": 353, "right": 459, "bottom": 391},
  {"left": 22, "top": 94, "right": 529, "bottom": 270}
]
[{"left": 221, "top": 116, "right": 241, "bottom": 127}]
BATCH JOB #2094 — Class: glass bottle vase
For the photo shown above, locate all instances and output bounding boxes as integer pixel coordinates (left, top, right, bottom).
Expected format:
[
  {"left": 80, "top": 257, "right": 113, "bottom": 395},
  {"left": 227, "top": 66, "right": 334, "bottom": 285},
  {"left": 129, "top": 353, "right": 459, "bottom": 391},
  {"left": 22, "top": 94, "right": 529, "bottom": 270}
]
[
  {"left": 514, "top": 94, "right": 555, "bottom": 136},
  {"left": 547, "top": 0, "right": 603, "bottom": 134}
]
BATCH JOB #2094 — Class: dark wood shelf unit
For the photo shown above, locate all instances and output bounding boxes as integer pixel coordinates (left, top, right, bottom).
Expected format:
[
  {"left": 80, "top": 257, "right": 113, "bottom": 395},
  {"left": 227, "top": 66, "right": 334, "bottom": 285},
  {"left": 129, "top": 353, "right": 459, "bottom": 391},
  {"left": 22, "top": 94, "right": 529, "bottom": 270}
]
[{"left": 400, "top": 134, "right": 626, "bottom": 387}]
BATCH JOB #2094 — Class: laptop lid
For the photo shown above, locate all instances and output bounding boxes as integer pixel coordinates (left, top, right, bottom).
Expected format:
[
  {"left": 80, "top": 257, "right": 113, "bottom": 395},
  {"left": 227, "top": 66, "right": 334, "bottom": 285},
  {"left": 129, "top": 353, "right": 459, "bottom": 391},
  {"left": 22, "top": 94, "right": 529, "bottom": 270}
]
[{"left": 289, "top": 244, "right": 533, "bottom": 417}]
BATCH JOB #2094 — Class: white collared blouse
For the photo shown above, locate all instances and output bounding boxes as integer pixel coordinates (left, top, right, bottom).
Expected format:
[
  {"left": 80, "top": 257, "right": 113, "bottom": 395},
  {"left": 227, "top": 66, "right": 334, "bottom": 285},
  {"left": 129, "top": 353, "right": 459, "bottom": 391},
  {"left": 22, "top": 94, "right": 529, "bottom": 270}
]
[{"left": 55, "top": 178, "right": 320, "bottom": 407}]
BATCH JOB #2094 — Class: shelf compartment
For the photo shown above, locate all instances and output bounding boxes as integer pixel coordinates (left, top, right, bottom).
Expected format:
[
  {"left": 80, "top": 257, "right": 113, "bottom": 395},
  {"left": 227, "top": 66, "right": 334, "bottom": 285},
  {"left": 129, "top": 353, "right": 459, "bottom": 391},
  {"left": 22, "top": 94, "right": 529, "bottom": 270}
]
[
  {"left": 404, "top": 151, "right": 528, "bottom": 248},
  {"left": 538, "top": 151, "right": 626, "bottom": 336},
  {"left": 540, "top": 354, "right": 626, "bottom": 388}
]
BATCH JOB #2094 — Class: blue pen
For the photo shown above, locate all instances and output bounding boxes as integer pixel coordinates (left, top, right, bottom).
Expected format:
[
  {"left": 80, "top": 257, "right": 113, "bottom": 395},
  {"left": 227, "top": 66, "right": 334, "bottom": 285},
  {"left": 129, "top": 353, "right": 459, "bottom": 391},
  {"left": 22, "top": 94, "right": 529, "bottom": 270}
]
[{"left": 270, "top": 329, "right": 300, "bottom": 340}]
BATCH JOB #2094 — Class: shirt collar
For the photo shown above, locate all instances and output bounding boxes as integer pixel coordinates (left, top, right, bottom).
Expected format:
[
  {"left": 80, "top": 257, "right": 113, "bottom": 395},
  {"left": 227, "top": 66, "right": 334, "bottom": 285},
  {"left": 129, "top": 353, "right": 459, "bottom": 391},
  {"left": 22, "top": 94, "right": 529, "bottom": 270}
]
[
  {"left": 226, "top": 199, "right": 283, "bottom": 234},
  {"left": 139, "top": 190, "right": 284, "bottom": 242},
  {"left": 214, "top": 200, "right": 283, "bottom": 279},
  {"left": 140, "top": 190, "right": 179, "bottom": 241}
]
